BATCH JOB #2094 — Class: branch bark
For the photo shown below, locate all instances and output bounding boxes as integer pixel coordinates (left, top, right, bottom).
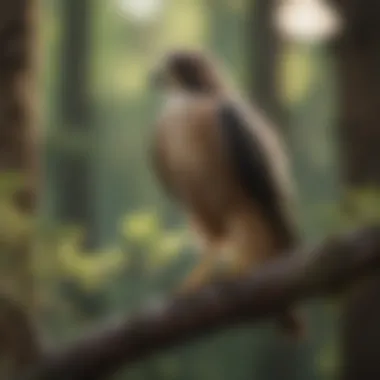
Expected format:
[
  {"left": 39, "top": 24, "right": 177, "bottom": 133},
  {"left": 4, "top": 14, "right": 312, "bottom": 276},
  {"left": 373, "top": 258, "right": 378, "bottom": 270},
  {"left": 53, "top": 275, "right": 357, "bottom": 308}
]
[
  {"left": 0, "top": 296, "right": 42, "bottom": 376},
  {"left": 16, "top": 225, "right": 380, "bottom": 380},
  {"left": 0, "top": 0, "right": 40, "bottom": 377}
]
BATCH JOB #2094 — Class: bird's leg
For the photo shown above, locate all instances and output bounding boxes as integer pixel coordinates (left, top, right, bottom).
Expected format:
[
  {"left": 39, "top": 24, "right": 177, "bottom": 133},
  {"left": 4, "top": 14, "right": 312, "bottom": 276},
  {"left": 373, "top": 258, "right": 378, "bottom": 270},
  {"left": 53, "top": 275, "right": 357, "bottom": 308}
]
[
  {"left": 227, "top": 251, "right": 258, "bottom": 276},
  {"left": 179, "top": 242, "right": 260, "bottom": 293},
  {"left": 178, "top": 249, "right": 219, "bottom": 293},
  {"left": 178, "top": 214, "right": 225, "bottom": 293},
  {"left": 221, "top": 212, "right": 277, "bottom": 278},
  {"left": 180, "top": 242, "right": 249, "bottom": 293}
]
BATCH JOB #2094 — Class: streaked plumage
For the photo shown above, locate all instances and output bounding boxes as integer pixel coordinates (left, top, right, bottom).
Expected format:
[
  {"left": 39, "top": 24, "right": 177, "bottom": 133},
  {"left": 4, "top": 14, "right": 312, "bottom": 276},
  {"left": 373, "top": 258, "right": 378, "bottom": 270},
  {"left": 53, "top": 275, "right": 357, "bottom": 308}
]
[{"left": 149, "top": 49, "right": 303, "bottom": 337}]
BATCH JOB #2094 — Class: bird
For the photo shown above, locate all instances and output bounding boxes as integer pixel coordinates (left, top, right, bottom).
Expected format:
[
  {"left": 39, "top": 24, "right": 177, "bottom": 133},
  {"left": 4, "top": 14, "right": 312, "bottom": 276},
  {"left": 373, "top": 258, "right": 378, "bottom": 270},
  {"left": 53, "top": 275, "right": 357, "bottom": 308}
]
[{"left": 148, "top": 48, "right": 304, "bottom": 338}]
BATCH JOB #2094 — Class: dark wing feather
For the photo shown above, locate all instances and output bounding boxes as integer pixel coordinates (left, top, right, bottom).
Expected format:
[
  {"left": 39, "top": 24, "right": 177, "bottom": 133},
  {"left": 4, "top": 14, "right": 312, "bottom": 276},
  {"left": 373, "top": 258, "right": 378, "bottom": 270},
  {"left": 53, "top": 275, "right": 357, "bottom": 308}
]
[{"left": 217, "top": 102, "right": 298, "bottom": 249}]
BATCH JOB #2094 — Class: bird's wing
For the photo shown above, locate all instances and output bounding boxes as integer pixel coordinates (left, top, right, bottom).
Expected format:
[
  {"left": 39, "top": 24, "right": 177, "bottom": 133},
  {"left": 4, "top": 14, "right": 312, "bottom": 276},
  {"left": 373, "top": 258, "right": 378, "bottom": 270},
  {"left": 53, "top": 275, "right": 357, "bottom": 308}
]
[{"left": 217, "top": 101, "right": 298, "bottom": 249}]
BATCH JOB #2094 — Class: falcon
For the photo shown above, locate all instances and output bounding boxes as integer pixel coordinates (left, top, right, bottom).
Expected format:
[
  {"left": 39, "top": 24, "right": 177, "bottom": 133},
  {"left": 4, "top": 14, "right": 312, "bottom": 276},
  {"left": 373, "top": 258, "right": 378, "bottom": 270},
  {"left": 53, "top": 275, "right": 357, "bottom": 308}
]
[{"left": 149, "top": 49, "right": 303, "bottom": 338}]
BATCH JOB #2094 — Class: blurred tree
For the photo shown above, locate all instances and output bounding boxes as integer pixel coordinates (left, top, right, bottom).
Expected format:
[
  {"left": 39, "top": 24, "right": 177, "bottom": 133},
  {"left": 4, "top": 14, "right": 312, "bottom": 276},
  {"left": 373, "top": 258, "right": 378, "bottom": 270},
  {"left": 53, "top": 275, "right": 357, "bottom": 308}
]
[
  {"left": 249, "top": 0, "right": 286, "bottom": 125},
  {"left": 0, "top": 0, "right": 37, "bottom": 316},
  {"left": 334, "top": 1, "right": 380, "bottom": 189},
  {"left": 0, "top": 0, "right": 41, "bottom": 375},
  {"left": 50, "top": 0, "right": 107, "bottom": 320},
  {"left": 206, "top": 0, "right": 247, "bottom": 99},
  {"left": 331, "top": 1, "right": 380, "bottom": 379},
  {"left": 53, "top": 0, "right": 98, "bottom": 248}
]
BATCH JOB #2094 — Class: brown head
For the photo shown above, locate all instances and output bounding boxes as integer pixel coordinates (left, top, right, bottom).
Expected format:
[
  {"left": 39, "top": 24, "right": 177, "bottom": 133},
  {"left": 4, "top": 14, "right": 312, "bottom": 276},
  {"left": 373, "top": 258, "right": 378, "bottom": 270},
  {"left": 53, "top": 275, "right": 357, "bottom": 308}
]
[{"left": 150, "top": 49, "right": 228, "bottom": 95}]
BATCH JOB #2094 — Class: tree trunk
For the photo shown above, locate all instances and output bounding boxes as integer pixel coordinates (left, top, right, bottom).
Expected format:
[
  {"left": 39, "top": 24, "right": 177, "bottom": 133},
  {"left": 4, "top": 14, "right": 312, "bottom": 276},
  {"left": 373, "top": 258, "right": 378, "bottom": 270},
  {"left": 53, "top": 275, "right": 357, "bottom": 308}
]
[
  {"left": 55, "top": 0, "right": 97, "bottom": 249},
  {"left": 333, "top": 0, "right": 380, "bottom": 187},
  {"left": 0, "top": 0, "right": 41, "bottom": 375},
  {"left": 330, "top": 1, "right": 380, "bottom": 379},
  {"left": 249, "top": 0, "right": 286, "bottom": 125}
]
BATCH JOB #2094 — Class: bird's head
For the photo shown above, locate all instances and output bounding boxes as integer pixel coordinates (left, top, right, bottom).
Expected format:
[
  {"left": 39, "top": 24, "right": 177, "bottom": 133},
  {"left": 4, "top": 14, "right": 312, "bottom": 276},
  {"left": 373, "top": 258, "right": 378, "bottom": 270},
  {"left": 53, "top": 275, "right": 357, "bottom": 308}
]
[{"left": 150, "top": 48, "right": 226, "bottom": 95}]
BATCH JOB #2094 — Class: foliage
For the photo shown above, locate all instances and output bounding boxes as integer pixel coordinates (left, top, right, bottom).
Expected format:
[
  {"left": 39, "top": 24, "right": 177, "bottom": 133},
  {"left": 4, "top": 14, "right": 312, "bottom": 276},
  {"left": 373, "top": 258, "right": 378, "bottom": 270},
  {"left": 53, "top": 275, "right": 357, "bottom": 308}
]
[
  {"left": 35, "top": 209, "right": 188, "bottom": 314},
  {"left": 0, "top": 173, "right": 34, "bottom": 308},
  {"left": 121, "top": 209, "right": 188, "bottom": 269}
]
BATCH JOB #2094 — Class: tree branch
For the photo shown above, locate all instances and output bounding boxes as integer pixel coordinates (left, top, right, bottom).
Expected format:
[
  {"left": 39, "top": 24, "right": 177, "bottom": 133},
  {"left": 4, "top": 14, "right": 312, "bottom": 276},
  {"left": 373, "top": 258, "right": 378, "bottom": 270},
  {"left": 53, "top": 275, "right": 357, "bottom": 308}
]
[
  {"left": 0, "top": 295, "right": 42, "bottom": 377},
  {"left": 19, "top": 225, "right": 380, "bottom": 380}
]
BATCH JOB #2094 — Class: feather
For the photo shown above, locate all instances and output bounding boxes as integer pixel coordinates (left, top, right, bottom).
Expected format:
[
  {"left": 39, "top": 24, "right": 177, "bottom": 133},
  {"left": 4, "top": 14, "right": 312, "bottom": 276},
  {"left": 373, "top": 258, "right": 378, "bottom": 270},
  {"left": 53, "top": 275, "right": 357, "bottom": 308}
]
[{"left": 217, "top": 102, "right": 298, "bottom": 249}]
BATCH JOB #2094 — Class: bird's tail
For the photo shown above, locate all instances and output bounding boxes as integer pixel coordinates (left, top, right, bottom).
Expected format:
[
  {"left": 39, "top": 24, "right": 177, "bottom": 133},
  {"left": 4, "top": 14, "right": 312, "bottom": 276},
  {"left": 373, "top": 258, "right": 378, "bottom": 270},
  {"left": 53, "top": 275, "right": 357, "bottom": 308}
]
[{"left": 276, "top": 308, "right": 306, "bottom": 341}]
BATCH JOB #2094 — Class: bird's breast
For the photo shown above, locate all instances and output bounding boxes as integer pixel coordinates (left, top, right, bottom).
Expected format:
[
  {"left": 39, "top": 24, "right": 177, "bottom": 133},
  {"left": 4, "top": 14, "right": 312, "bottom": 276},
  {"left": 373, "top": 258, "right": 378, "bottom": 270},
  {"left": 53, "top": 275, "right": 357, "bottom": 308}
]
[
  {"left": 155, "top": 96, "right": 237, "bottom": 220},
  {"left": 160, "top": 99, "right": 206, "bottom": 171}
]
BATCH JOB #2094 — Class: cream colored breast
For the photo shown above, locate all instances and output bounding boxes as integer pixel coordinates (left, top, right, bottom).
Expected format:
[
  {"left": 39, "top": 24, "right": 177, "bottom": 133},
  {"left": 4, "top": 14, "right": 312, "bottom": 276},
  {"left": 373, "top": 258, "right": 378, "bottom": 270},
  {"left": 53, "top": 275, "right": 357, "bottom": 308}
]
[{"left": 161, "top": 93, "right": 202, "bottom": 168}]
